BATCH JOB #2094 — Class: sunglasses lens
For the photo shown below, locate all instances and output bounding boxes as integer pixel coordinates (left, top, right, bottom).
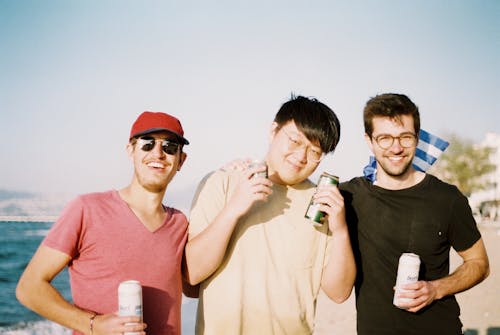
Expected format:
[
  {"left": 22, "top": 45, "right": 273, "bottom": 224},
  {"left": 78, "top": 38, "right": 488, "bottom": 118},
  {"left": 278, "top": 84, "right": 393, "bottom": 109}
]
[
  {"left": 139, "top": 138, "right": 155, "bottom": 151},
  {"left": 162, "top": 141, "right": 179, "bottom": 155},
  {"left": 138, "top": 137, "right": 179, "bottom": 155}
]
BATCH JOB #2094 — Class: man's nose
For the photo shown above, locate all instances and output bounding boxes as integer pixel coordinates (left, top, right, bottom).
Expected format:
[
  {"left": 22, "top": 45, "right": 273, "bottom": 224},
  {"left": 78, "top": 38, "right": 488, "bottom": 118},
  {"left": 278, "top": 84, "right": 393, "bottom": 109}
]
[
  {"left": 151, "top": 140, "right": 166, "bottom": 157},
  {"left": 294, "top": 146, "right": 309, "bottom": 163},
  {"left": 390, "top": 138, "right": 404, "bottom": 152}
]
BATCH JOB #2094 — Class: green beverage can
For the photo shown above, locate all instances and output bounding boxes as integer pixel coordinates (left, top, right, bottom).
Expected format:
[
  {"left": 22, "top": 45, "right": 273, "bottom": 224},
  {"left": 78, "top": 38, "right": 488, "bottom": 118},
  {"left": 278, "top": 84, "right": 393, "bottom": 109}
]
[{"left": 305, "top": 172, "right": 339, "bottom": 225}]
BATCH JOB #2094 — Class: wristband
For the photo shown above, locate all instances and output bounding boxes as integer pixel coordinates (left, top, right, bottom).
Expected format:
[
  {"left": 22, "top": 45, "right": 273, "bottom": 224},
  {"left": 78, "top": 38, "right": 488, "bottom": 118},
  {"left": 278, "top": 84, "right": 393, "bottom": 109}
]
[{"left": 89, "top": 312, "right": 97, "bottom": 335}]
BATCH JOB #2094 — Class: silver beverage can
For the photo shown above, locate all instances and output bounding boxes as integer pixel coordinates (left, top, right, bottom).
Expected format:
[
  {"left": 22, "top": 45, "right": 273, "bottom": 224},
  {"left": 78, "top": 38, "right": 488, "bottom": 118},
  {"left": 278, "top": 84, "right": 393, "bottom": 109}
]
[
  {"left": 305, "top": 172, "right": 339, "bottom": 225},
  {"left": 393, "top": 253, "right": 421, "bottom": 308},
  {"left": 249, "top": 159, "right": 268, "bottom": 179},
  {"left": 118, "top": 280, "right": 143, "bottom": 335}
]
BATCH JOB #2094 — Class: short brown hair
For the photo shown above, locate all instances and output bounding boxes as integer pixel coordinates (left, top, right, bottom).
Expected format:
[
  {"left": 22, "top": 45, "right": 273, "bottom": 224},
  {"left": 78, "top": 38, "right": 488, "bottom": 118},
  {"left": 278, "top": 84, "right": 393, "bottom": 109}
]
[{"left": 363, "top": 93, "right": 420, "bottom": 138}]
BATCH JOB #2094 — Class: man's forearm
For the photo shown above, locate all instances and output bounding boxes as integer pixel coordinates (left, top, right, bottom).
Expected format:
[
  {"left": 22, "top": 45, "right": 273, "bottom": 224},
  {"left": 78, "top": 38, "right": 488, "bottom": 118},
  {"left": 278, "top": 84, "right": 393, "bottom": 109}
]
[
  {"left": 320, "top": 227, "right": 356, "bottom": 303},
  {"left": 17, "top": 278, "right": 94, "bottom": 334},
  {"left": 16, "top": 245, "right": 95, "bottom": 334},
  {"left": 431, "top": 257, "right": 489, "bottom": 300},
  {"left": 185, "top": 207, "right": 241, "bottom": 285}
]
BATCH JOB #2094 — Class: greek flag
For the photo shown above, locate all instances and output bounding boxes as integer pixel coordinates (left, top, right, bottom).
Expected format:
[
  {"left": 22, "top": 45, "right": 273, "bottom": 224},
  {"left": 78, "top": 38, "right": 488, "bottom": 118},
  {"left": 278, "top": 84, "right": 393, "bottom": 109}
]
[
  {"left": 413, "top": 129, "right": 449, "bottom": 172},
  {"left": 364, "top": 129, "right": 449, "bottom": 182}
]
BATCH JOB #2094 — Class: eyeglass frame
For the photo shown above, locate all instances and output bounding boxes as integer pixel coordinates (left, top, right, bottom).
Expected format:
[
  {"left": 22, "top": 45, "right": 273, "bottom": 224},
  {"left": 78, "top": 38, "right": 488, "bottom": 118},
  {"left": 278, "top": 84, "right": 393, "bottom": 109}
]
[
  {"left": 372, "top": 132, "right": 418, "bottom": 150},
  {"left": 132, "top": 136, "right": 182, "bottom": 155},
  {"left": 281, "top": 128, "right": 325, "bottom": 162}
]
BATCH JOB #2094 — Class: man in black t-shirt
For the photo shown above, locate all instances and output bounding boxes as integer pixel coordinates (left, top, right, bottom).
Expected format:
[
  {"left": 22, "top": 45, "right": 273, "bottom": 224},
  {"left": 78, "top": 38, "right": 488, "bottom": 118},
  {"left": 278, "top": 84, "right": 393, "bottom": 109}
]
[{"left": 340, "top": 93, "right": 489, "bottom": 335}]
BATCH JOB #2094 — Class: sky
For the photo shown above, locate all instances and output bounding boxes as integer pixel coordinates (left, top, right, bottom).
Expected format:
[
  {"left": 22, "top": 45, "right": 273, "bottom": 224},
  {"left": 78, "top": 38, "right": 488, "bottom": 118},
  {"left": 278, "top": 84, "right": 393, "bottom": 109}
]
[{"left": 1, "top": 0, "right": 499, "bottom": 211}]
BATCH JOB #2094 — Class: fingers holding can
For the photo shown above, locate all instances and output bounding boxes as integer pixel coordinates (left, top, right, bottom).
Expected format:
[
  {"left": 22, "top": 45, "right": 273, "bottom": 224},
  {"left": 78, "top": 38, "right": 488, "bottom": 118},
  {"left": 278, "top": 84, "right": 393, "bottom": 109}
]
[
  {"left": 305, "top": 172, "right": 339, "bottom": 226},
  {"left": 248, "top": 159, "right": 268, "bottom": 179}
]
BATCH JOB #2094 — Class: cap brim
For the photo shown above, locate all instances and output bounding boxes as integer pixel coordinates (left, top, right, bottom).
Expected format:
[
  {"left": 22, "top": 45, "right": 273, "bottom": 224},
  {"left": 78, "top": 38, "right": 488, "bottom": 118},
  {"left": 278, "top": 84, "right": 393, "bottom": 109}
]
[{"left": 131, "top": 128, "right": 189, "bottom": 145}]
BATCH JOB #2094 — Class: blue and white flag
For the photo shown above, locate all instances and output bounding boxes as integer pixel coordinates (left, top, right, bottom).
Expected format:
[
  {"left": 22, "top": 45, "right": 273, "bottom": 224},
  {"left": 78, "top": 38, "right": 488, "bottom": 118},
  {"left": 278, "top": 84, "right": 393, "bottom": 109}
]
[
  {"left": 364, "top": 129, "right": 449, "bottom": 182},
  {"left": 413, "top": 129, "right": 449, "bottom": 172},
  {"left": 363, "top": 156, "right": 377, "bottom": 183}
]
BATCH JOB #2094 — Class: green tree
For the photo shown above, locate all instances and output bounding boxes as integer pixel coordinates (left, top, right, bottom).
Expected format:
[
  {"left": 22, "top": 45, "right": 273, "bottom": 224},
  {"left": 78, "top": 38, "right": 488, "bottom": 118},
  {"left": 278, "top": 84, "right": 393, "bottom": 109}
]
[{"left": 429, "top": 134, "right": 495, "bottom": 197}]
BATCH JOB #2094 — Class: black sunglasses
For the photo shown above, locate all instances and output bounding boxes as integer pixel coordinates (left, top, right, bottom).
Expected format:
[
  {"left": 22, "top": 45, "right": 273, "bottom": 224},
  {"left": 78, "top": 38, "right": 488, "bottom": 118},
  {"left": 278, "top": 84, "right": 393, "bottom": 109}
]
[{"left": 136, "top": 136, "right": 180, "bottom": 155}]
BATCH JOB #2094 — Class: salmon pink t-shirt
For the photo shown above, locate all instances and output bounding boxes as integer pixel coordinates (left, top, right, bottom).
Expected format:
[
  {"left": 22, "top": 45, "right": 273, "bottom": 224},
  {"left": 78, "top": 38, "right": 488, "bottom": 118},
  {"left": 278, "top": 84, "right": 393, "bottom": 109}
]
[{"left": 43, "top": 190, "right": 188, "bottom": 335}]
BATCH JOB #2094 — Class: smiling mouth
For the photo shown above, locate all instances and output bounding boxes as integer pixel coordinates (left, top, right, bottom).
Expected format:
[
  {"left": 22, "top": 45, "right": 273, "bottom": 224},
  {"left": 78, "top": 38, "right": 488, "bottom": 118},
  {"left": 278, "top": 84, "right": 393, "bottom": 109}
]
[
  {"left": 147, "top": 161, "right": 166, "bottom": 169},
  {"left": 285, "top": 159, "right": 303, "bottom": 170},
  {"left": 387, "top": 154, "right": 407, "bottom": 162}
]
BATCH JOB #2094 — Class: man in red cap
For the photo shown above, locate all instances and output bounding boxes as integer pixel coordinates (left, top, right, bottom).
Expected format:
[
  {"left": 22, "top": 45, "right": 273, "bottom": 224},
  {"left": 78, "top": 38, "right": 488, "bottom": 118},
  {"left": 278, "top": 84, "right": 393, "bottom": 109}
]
[{"left": 17, "top": 111, "right": 194, "bottom": 335}]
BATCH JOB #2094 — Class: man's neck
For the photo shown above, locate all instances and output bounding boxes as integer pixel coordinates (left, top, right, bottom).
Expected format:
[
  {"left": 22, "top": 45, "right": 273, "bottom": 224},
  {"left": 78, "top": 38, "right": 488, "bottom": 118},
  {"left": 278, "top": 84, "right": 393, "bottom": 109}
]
[
  {"left": 118, "top": 183, "right": 168, "bottom": 232},
  {"left": 374, "top": 169, "right": 425, "bottom": 190},
  {"left": 120, "top": 183, "right": 165, "bottom": 209}
]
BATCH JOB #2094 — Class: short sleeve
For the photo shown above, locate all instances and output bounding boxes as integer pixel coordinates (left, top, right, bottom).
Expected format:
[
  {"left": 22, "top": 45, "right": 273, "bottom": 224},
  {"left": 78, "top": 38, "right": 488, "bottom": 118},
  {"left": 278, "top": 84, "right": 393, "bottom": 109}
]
[
  {"left": 188, "top": 170, "right": 236, "bottom": 237},
  {"left": 449, "top": 192, "right": 481, "bottom": 252},
  {"left": 43, "top": 196, "right": 85, "bottom": 257}
]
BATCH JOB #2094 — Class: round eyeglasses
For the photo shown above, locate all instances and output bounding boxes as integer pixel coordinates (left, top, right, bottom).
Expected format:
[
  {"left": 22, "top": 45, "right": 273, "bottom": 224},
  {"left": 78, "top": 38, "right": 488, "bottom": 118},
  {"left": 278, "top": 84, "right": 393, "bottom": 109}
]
[
  {"left": 282, "top": 128, "right": 324, "bottom": 162},
  {"left": 373, "top": 133, "right": 417, "bottom": 150}
]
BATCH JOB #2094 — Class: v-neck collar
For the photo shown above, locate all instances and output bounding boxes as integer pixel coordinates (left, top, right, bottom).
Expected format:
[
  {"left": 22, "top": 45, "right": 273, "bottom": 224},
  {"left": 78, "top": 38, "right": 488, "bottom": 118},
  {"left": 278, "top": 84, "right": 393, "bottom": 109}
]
[{"left": 113, "top": 189, "right": 169, "bottom": 233}]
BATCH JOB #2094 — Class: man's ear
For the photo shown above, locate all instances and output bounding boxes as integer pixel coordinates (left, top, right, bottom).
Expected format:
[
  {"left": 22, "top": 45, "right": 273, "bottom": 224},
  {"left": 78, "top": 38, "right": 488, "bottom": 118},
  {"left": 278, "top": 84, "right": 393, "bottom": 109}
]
[
  {"left": 177, "top": 152, "right": 187, "bottom": 171},
  {"left": 269, "top": 122, "right": 279, "bottom": 141},
  {"left": 126, "top": 142, "right": 134, "bottom": 160},
  {"left": 364, "top": 133, "right": 374, "bottom": 153}
]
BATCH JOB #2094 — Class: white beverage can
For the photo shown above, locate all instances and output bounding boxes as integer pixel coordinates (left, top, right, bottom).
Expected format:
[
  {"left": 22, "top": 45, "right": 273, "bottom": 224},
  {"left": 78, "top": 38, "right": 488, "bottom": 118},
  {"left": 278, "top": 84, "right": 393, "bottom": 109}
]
[
  {"left": 393, "top": 253, "right": 420, "bottom": 308},
  {"left": 248, "top": 159, "right": 268, "bottom": 179},
  {"left": 118, "top": 280, "right": 143, "bottom": 335}
]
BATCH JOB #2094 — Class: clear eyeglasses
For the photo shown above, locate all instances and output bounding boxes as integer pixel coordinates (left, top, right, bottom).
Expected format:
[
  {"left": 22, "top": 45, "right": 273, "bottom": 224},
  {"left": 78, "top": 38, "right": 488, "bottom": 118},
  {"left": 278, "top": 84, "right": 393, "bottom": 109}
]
[
  {"left": 282, "top": 128, "right": 324, "bottom": 162},
  {"left": 373, "top": 133, "right": 417, "bottom": 150}
]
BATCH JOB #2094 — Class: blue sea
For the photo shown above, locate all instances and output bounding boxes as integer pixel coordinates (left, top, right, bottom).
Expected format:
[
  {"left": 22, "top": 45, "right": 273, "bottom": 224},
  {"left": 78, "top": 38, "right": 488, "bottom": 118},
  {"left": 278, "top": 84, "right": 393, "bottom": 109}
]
[{"left": 0, "top": 221, "right": 198, "bottom": 335}]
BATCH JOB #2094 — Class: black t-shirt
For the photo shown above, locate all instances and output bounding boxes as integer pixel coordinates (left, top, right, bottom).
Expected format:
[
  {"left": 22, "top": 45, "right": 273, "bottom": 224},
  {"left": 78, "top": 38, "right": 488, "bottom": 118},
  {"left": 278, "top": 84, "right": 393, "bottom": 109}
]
[{"left": 340, "top": 174, "right": 481, "bottom": 335}]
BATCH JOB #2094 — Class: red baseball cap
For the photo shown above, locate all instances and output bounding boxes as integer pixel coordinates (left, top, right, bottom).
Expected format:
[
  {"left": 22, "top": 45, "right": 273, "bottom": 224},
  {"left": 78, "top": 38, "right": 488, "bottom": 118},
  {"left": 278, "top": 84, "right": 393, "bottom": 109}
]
[{"left": 129, "top": 111, "right": 189, "bottom": 145}]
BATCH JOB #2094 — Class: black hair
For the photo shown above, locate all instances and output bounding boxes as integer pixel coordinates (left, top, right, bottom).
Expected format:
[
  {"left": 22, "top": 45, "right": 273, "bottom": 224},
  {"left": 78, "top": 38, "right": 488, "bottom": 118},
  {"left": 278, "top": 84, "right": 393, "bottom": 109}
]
[{"left": 273, "top": 94, "right": 341, "bottom": 153}]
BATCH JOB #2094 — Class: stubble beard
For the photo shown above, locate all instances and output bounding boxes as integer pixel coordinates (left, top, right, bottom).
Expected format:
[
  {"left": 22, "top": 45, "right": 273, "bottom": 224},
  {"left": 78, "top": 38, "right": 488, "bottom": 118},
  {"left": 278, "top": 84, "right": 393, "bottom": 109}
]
[
  {"left": 136, "top": 172, "right": 169, "bottom": 194},
  {"left": 377, "top": 157, "right": 413, "bottom": 178}
]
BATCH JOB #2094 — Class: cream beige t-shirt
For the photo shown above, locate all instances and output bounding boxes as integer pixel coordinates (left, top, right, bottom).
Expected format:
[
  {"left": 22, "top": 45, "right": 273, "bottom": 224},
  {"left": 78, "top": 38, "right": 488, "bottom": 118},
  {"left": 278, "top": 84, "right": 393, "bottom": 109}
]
[{"left": 189, "top": 170, "right": 331, "bottom": 335}]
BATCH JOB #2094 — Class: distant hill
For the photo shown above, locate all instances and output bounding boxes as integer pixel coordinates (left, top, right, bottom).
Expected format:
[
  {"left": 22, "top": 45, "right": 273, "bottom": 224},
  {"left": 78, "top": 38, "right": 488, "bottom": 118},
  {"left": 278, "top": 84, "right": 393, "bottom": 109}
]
[
  {"left": 0, "top": 189, "right": 36, "bottom": 201},
  {"left": 0, "top": 184, "right": 197, "bottom": 218},
  {"left": 0, "top": 189, "right": 69, "bottom": 217}
]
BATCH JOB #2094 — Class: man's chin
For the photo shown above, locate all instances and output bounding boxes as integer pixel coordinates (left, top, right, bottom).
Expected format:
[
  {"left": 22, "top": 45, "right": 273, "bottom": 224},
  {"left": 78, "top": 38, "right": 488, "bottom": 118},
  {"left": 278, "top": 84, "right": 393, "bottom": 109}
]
[
  {"left": 142, "top": 182, "right": 168, "bottom": 193},
  {"left": 275, "top": 174, "right": 308, "bottom": 186},
  {"left": 386, "top": 167, "right": 412, "bottom": 177},
  {"left": 379, "top": 161, "right": 413, "bottom": 178}
]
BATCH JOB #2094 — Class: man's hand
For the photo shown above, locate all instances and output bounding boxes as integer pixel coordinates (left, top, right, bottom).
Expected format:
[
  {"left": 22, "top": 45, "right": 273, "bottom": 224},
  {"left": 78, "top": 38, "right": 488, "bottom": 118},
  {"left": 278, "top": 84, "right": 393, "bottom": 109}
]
[
  {"left": 220, "top": 158, "right": 252, "bottom": 172},
  {"left": 226, "top": 165, "right": 273, "bottom": 217},
  {"left": 395, "top": 280, "right": 438, "bottom": 313},
  {"left": 311, "top": 184, "right": 346, "bottom": 232},
  {"left": 91, "top": 314, "right": 147, "bottom": 335}
]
